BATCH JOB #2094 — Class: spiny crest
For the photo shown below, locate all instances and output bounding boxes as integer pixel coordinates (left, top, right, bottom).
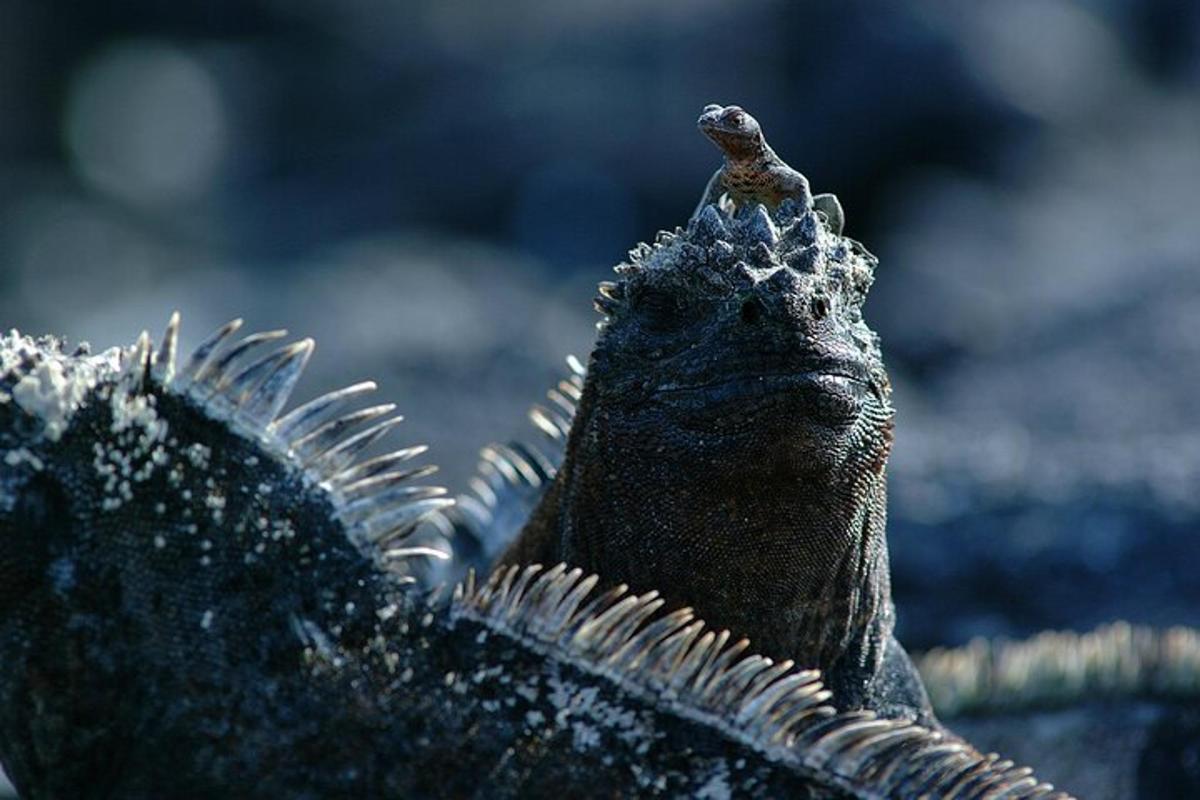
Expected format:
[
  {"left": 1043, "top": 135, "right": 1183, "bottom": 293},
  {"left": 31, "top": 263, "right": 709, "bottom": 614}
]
[
  {"left": 599, "top": 198, "right": 878, "bottom": 320},
  {"left": 425, "top": 356, "right": 585, "bottom": 585},
  {"left": 119, "top": 313, "right": 453, "bottom": 573},
  {"left": 455, "top": 564, "right": 1073, "bottom": 800},
  {"left": 918, "top": 622, "right": 1200, "bottom": 717}
]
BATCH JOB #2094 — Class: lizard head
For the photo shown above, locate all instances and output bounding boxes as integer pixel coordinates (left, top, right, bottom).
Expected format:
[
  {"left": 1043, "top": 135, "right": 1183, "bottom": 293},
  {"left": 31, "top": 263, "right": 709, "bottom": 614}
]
[
  {"left": 588, "top": 199, "right": 890, "bottom": 479},
  {"left": 698, "top": 103, "right": 767, "bottom": 160}
]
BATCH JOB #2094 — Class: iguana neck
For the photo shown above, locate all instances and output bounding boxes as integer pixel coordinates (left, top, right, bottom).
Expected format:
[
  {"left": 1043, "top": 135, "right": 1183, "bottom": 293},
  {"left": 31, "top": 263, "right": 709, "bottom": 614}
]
[{"left": 516, "top": 380, "right": 895, "bottom": 709}]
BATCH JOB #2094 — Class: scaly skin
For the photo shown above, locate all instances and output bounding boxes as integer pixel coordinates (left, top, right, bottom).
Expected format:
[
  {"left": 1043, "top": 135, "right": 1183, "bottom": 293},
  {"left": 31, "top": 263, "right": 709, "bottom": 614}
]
[
  {"left": 501, "top": 187, "right": 935, "bottom": 725},
  {"left": 693, "top": 104, "right": 844, "bottom": 234},
  {"left": 0, "top": 323, "right": 1067, "bottom": 799}
]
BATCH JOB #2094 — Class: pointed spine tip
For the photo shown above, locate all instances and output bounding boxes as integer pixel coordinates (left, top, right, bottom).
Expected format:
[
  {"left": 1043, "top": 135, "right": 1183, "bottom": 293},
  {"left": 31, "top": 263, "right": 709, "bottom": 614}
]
[{"left": 152, "top": 310, "right": 181, "bottom": 385}]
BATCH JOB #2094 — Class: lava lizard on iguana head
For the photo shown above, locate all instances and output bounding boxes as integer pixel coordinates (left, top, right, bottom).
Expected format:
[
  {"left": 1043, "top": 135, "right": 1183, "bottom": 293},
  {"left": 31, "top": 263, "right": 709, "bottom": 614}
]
[
  {"left": 693, "top": 103, "right": 845, "bottom": 235},
  {"left": 500, "top": 123, "right": 933, "bottom": 725}
]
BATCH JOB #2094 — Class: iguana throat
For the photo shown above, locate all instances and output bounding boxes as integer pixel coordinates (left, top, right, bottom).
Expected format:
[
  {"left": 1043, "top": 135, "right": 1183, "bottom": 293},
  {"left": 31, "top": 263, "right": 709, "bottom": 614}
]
[{"left": 515, "top": 376, "right": 896, "bottom": 706}]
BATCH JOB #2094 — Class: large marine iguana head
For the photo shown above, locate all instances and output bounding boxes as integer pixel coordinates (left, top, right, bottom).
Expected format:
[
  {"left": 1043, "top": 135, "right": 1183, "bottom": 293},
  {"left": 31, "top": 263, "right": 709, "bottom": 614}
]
[
  {"left": 594, "top": 203, "right": 888, "bottom": 474},
  {"left": 507, "top": 198, "right": 905, "bottom": 718}
]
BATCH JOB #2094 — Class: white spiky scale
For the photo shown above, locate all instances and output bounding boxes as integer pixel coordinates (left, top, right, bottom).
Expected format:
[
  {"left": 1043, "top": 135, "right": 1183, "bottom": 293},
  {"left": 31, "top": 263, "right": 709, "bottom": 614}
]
[
  {"left": 152, "top": 311, "right": 181, "bottom": 384},
  {"left": 693, "top": 636, "right": 751, "bottom": 696},
  {"left": 453, "top": 566, "right": 1073, "bottom": 800},
  {"left": 291, "top": 403, "right": 396, "bottom": 461},
  {"left": 586, "top": 593, "right": 664, "bottom": 653},
  {"left": 768, "top": 699, "right": 834, "bottom": 747},
  {"left": 938, "top": 754, "right": 1001, "bottom": 799},
  {"left": 648, "top": 621, "right": 709, "bottom": 682},
  {"left": 202, "top": 330, "right": 289, "bottom": 390},
  {"left": 431, "top": 356, "right": 577, "bottom": 588},
  {"left": 309, "top": 415, "right": 406, "bottom": 477},
  {"left": 510, "top": 443, "right": 557, "bottom": 481},
  {"left": 528, "top": 407, "right": 566, "bottom": 441},
  {"left": 466, "top": 476, "right": 498, "bottom": 510},
  {"left": 837, "top": 724, "right": 928, "bottom": 772},
  {"left": 490, "top": 444, "right": 543, "bottom": 487},
  {"left": 334, "top": 446, "right": 430, "bottom": 487},
  {"left": 137, "top": 314, "right": 447, "bottom": 573},
  {"left": 918, "top": 621, "right": 1200, "bottom": 718},
  {"left": 734, "top": 668, "right": 812, "bottom": 725},
  {"left": 382, "top": 546, "right": 451, "bottom": 562},
  {"left": 353, "top": 496, "right": 456, "bottom": 546},
  {"left": 230, "top": 339, "right": 314, "bottom": 426},
  {"left": 740, "top": 659, "right": 796, "bottom": 703},
  {"left": 545, "top": 388, "right": 576, "bottom": 416},
  {"left": 182, "top": 318, "right": 243, "bottom": 385},
  {"left": 808, "top": 716, "right": 903, "bottom": 761},
  {"left": 119, "top": 330, "right": 153, "bottom": 389},
  {"left": 340, "top": 485, "right": 449, "bottom": 525},
  {"left": 269, "top": 381, "right": 378, "bottom": 441},
  {"left": 611, "top": 608, "right": 696, "bottom": 676},
  {"left": 542, "top": 572, "right": 600, "bottom": 636},
  {"left": 339, "top": 465, "right": 439, "bottom": 501},
  {"left": 556, "top": 378, "right": 582, "bottom": 402},
  {"left": 500, "top": 564, "right": 546, "bottom": 621}
]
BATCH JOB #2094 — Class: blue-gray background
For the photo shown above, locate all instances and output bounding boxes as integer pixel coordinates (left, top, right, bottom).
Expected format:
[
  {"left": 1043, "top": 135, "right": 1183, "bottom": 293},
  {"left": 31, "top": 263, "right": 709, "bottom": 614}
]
[{"left": 2, "top": 0, "right": 1198, "bottom": 749}]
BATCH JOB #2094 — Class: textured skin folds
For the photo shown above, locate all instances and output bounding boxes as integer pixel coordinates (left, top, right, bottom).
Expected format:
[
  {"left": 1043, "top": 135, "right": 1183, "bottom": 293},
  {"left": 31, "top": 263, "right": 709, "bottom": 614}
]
[
  {"left": 502, "top": 196, "right": 935, "bottom": 726},
  {"left": 0, "top": 106, "right": 1091, "bottom": 795},
  {"left": 0, "top": 323, "right": 1071, "bottom": 799}
]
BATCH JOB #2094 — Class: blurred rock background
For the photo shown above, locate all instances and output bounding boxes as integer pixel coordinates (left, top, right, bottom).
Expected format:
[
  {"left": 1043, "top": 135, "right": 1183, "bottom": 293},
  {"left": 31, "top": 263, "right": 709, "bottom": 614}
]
[{"left": 1, "top": 0, "right": 1198, "bottom": 794}]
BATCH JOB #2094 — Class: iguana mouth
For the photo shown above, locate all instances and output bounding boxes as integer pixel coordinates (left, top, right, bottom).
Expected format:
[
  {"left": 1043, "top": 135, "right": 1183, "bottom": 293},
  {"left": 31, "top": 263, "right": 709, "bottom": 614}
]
[
  {"left": 654, "top": 354, "right": 871, "bottom": 398},
  {"left": 654, "top": 370, "right": 864, "bottom": 397},
  {"left": 651, "top": 367, "right": 868, "bottom": 426}
]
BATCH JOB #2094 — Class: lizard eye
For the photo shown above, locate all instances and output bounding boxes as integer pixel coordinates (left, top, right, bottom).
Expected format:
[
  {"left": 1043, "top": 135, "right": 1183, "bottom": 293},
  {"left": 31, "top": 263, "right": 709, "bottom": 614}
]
[{"left": 726, "top": 112, "right": 744, "bottom": 126}]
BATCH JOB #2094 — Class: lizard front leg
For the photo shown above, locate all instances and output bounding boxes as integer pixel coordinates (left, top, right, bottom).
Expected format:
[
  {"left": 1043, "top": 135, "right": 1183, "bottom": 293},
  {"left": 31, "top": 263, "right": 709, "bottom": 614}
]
[
  {"left": 690, "top": 169, "right": 726, "bottom": 222},
  {"left": 775, "top": 168, "right": 814, "bottom": 211}
]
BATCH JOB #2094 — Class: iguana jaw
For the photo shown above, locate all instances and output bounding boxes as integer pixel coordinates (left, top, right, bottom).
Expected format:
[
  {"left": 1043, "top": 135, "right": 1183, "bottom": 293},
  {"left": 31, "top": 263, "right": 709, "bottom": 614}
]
[
  {"left": 651, "top": 361, "right": 870, "bottom": 425},
  {"left": 590, "top": 320, "right": 882, "bottom": 459}
]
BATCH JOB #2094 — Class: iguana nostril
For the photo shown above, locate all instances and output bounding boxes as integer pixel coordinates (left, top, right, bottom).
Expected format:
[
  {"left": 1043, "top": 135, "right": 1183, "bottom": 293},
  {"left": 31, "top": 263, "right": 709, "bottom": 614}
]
[
  {"left": 811, "top": 295, "right": 830, "bottom": 320},
  {"left": 740, "top": 298, "right": 763, "bottom": 325}
]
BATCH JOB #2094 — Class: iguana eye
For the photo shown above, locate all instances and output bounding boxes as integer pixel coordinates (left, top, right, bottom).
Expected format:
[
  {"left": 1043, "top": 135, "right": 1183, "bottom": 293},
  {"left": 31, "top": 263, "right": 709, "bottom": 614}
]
[
  {"left": 634, "top": 288, "right": 685, "bottom": 332},
  {"left": 726, "top": 111, "right": 744, "bottom": 126}
]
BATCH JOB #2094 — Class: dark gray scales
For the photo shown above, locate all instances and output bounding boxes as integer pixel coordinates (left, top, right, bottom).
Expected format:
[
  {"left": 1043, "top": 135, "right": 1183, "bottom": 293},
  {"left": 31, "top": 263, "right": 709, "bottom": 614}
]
[
  {"left": 0, "top": 100, "right": 1121, "bottom": 796},
  {"left": 500, "top": 191, "right": 934, "bottom": 726},
  {"left": 0, "top": 316, "right": 1071, "bottom": 798}
]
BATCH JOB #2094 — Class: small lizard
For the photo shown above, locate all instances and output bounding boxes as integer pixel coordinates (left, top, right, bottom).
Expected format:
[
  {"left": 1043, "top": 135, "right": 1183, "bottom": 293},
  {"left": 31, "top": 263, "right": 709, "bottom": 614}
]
[{"left": 693, "top": 103, "right": 844, "bottom": 234}]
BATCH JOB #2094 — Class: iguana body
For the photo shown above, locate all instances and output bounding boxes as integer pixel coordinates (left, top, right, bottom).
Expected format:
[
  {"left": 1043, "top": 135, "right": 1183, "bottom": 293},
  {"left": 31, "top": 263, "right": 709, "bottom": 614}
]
[
  {"left": 0, "top": 320, "right": 1067, "bottom": 798},
  {"left": 1, "top": 103, "right": 1188, "bottom": 798},
  {"left": 693, "top": 104, "right": 845, "bottom": 234}
]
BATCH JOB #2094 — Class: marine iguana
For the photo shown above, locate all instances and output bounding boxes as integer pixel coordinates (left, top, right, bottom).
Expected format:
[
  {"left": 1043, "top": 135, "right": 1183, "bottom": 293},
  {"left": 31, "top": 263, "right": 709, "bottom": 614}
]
[
  {"left": 0, "top": 318, "right": 1069, "bottom": 798},
  {"left": 499, "top": 173, "right": 930, "bottom": 724},
  {"left": 693, "top": 103, "right": 845, "bottom": 235}
]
